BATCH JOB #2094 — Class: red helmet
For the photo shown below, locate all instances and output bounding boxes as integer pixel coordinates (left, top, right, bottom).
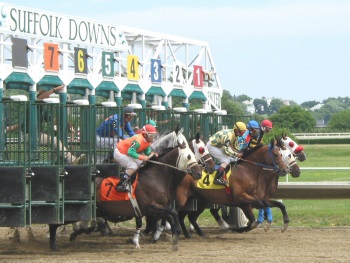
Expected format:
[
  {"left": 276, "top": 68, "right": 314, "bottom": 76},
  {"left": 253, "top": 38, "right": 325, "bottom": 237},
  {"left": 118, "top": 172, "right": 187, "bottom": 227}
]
[
  {"left": 141, "top": 124, "right": 157, "bottom": 137},
  {"left": 261, "top": 119, "right": 273, "bottom": 129}
]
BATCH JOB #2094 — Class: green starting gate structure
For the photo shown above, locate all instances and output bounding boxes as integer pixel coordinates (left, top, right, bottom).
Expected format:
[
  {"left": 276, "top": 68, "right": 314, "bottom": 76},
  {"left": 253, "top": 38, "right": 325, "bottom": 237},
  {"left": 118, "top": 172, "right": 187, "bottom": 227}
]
[
  {"left": 0, "top": 3, "right": 252, "bottom": 228},
  {"left": 0, "top": 95, "right": 250, "bottom": 227}
]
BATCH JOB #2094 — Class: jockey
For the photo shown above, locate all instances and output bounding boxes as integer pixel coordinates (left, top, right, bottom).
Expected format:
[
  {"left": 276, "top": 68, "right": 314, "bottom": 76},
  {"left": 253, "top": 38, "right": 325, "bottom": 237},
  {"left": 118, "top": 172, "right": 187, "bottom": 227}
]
[
  {"left": 96, "top": 106, "right": 137, "bottom": 149},
  {"left": 114, "top": 124, "right": 158, "bottom": 192},
  {"left": 242, "top": 120, "right": 261, "bottom": 150},
  {"left": 206, "top": 121, "right": 247, "bottom": 185}
]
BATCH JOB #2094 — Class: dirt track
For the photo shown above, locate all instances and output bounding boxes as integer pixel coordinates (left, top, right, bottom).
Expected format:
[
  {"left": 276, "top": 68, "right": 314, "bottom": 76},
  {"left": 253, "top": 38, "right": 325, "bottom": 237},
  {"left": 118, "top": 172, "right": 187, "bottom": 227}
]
[{"left": 0, "top": 225, "right": 349, "bottom": 263}]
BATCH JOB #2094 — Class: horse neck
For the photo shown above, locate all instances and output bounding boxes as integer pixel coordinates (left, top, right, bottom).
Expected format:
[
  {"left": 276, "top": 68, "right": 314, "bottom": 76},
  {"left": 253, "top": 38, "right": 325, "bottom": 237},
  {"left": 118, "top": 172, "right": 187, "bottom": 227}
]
[
  {"left": 140, "top": 147, "right": 187, "bottom": 195},
  {"left": 151, "top": 131, "right": 177, "bottom": 153},
  {"left": 243, "top": 145, "right": 268, "bottom": 164}
]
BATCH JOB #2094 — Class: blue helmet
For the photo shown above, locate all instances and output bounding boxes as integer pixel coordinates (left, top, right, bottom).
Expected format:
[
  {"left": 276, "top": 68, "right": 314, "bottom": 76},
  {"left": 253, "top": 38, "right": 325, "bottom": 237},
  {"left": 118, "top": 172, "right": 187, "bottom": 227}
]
[{"left": 247, "top": 120, "right": 259, "bottom": 130}]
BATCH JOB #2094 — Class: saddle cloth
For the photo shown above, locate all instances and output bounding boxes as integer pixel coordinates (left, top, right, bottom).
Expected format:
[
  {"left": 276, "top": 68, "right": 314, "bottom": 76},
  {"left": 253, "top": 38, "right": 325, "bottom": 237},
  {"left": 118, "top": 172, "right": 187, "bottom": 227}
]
[
  {"left": 196, "top": 166, "right": 233, "bottom": 190},
  {"left": 100, "top": 176, "right": 137, "bottom": 201}
]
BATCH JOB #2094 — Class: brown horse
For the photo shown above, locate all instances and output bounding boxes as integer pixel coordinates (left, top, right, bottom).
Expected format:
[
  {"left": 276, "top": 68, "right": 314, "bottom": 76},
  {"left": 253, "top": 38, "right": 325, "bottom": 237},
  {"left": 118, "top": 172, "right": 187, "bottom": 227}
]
[
  {"left": 174, "top": 138, "right": 289, "bottom": 235},
  {"left": 151, "top": 137, "right": 301, "bottom": 240},
  {"left": 48, "top": 130, "right": 202, "bottom": 251},
  {"left": 144, "top": 133, "right": 216, "bottom": 239}
]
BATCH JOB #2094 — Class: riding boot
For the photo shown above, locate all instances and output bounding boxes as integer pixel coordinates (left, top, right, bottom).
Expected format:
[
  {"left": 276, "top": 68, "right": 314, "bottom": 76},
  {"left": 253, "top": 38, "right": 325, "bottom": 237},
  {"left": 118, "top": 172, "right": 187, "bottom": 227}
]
[
  {"left": 213, "top": 167, "right": 226, "bottom": 185},
  {"left": 116, "top": 174, "right": 131, "bottom": 192}
]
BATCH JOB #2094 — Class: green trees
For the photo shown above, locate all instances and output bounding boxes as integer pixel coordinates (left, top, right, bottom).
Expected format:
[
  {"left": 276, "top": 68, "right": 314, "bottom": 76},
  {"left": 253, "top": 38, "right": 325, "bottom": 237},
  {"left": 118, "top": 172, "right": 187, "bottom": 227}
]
[
  {"left": 269, "top": 105, "right": 316, "bottom": 132},
  {"left": 328, "top": 109, "right": 350, "bottom": 131}
]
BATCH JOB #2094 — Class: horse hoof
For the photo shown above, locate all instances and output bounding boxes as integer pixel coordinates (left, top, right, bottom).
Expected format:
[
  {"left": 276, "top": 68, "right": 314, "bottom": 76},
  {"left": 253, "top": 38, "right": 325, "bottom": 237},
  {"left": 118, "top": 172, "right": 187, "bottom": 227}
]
[
  {"left": 134, "top": 244, "right": 141, "bottom": 249},
  {"left": 172, "top": 244, "right": 179, "bottom": 251},
  {"left": 281, "top": 224, "right": 288, "bottom": 233}
]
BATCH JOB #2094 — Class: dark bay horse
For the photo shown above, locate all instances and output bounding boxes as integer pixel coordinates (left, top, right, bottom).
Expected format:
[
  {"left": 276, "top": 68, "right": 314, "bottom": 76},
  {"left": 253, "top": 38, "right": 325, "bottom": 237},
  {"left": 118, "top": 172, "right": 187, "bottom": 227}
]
[
  {"left": 48, "top": 130, "right": 202, "bottom": 251},
  {"left": 145, "top": 133, "right": 216, "bottom": 239}
]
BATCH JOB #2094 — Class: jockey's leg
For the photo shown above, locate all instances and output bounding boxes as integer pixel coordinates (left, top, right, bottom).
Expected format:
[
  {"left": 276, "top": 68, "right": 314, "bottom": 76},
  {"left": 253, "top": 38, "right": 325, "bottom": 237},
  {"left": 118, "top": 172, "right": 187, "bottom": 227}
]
[
  {"left": 214, "top": 163, "right": 228, "bottom": 185},
  {"left": 116, "top": 168, "right": 135, "bottom": 192}
]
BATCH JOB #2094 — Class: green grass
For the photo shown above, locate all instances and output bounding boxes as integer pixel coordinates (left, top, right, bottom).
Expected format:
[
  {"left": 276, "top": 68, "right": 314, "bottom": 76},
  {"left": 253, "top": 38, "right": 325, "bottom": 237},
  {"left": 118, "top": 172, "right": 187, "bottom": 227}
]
[{"left": 195, "top": 144, "right": 350, "bottom": 227}]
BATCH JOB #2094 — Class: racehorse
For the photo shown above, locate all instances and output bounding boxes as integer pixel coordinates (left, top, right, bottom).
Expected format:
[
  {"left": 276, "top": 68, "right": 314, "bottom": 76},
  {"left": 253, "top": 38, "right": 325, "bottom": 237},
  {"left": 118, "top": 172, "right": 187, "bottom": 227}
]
[
  {"left": 281, "top": 134, "right": 306, "bottom": 162},
  {"left": 143, "top": 133, "right": 217, "bottom": 239},
  {"left": 48, "top": 129, "right": 202, "bottom": 251},
  {"left": 157, "top": 136, "right": 300, "bottom": 239},
  {"left": 174, "top": 138, "right": 289, "bottom": 234}
]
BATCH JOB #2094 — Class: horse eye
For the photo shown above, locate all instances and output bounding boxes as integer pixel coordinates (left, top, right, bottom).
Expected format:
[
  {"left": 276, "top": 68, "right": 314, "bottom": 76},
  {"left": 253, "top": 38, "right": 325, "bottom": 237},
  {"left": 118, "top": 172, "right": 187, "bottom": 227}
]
[
  {"left": 289, "top": 141, "right": 295, "bottom": 147},
  {"left": 198, "top": 147, "right": 205, "bottom": 154},
  {"left": 187, "top": 154, "right": 191, "bottom": 160}
]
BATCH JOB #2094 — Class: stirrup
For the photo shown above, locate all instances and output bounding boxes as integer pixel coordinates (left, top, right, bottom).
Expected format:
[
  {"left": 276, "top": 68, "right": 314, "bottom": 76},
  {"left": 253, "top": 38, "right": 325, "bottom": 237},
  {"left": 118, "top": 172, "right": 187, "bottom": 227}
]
[
  {"left": 213, "top": 178, "right": 226, "bottom": 186},
  {"left": 116, "top": 182, "right": 130, "bottom": 192}
]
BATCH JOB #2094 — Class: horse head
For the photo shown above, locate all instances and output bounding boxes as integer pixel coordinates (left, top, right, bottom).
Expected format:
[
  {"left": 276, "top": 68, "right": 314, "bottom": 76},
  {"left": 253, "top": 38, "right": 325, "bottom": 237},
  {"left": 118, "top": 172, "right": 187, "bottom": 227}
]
[
  {"left": 175, "top": 131, "right": 203, "bottom": 180},
  {"left": 190, "top": 133, "right": 215, "bottom": 174},
  {"left": 278, "top": 136, "right": 301, "bottom": 178},
  {"left": 281, "top": 134, "right": 307, "bottom": 162},
  {"left": 268, "top": 138, "right": 288, "bottom": 176}
]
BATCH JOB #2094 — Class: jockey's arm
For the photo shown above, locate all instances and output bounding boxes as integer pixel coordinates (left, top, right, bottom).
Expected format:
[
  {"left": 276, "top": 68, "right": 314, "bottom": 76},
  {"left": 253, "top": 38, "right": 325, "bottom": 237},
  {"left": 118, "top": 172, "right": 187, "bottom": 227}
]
[{"left": 127, "top": 140, "right": 148, "bottom": 161}]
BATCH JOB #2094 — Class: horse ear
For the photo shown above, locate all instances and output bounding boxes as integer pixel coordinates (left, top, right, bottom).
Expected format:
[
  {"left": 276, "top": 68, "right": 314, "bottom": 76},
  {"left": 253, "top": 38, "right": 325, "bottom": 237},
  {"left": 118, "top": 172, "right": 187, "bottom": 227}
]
[
  {"left": 196, "top": 132, "right": 200, "bottom": 142},
  {"left": 178, "top": 140, "right": 186, "bottom": 149}
]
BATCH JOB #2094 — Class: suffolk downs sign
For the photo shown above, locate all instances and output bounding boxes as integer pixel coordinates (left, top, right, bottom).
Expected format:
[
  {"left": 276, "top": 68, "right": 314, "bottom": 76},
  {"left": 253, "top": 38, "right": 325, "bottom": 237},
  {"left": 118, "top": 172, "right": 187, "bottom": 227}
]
[{"left": 0, "top": 2, "right": 128, "bottom": 50}]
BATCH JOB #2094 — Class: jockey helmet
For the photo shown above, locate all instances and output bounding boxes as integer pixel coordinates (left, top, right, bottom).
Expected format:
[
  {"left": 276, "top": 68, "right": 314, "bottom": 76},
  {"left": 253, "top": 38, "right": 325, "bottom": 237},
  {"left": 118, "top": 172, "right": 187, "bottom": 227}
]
[
  {"left": 146, "top": 119, "right": 157, "bottom": 127},
  {"left": 247, "top": 120, "right": 259, "bottom": 130},
  {"left": 233, "top": 122, "right": 247, "bottom": 135},
  {"left": 123, "top": 106, "right": 137, "bottom": 117},
  {"left": 261, "top": 119, "right": 273, "bottom": 129},
  {"left": 141, "top": 124, "right": 157, "bottom": 140}
]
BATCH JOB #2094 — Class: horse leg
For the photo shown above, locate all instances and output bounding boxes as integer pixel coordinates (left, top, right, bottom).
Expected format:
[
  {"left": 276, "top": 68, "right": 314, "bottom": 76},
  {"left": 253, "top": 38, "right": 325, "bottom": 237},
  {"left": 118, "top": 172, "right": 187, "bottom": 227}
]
[
  {"left": 49, "top": 224, "right": 62, "bottom": 251},
  {"left": 143, "top": 215, "right": 157, "bottom": 236},
  {"left": 210, "top": 208, "right": 229, "bottom": 230},
  {"left": 269, "top": 200, "right": 289, "bottom": 232},
  {"left": 152, "top": 218, "right": 166, "bottom": 242},
  {"left": 132, "top": 217, "right": 142, "bottom": 249},
  {"left": 231, "top": 205, "right": 256, "bottom": 232},
  {"left": 178, "top": 210, "right": 192, "bottom": 239},
  {"left": 187, "top": 209, "right": 206, "bottom": 237},
  {"left": 96, "top": 217, "right": 113, "bottom": 236},
  {"left": 70, "top": 220, "right": 96, "bottom": 241}
]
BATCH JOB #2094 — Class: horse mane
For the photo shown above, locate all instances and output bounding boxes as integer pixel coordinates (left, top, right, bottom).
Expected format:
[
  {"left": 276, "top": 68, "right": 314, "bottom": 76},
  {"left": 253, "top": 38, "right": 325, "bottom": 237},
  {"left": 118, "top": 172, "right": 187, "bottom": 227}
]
[{"left": 241, "top": 143, "right": 264, "bottom": 158}]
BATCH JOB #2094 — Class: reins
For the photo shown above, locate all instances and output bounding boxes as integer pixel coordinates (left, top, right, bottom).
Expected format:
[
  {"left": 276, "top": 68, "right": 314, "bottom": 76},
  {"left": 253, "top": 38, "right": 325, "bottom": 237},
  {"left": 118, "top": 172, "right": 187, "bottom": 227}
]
[
  {"left": 238, "top": 144, "right": 280, "bottom": 171},
  {"left": 146, "top": 159, "right": 187, "bottom": 172},
  {"left": 237, "top": 158, "right": 277, "bottom": 171}
]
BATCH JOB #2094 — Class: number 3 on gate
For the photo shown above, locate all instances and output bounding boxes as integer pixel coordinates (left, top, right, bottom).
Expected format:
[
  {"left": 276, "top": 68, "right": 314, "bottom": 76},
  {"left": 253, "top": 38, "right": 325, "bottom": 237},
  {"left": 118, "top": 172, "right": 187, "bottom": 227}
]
[{"left": 127, "top": 55, "right": 140, "bottom": 80}]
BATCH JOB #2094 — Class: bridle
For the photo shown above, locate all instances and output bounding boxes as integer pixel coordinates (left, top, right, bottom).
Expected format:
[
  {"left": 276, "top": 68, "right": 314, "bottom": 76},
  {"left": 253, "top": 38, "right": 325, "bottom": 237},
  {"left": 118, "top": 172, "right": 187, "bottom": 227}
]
[{"left": 191, "top": 139, "right": 213, "bottom": 169}]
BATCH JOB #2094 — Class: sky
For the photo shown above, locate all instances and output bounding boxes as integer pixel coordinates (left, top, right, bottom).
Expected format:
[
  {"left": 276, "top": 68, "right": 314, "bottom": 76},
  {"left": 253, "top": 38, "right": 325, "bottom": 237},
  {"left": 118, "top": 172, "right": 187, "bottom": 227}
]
[{"left": 5, "top": 0, "right": 350, "bottom": 104}]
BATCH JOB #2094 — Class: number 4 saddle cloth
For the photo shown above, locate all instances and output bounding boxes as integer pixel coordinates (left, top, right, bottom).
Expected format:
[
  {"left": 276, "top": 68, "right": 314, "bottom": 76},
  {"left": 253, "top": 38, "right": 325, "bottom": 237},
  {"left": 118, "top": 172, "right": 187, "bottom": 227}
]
[
  {"left": 196, "top": 166, "right": 233, "bottom": 190},
  {"left": 100, "top": 175, "right": 138, "bottom": 201}
]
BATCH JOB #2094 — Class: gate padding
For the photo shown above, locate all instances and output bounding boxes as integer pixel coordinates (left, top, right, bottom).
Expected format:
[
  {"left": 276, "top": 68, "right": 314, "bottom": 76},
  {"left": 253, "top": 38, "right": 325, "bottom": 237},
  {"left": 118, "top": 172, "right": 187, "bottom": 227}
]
[
  {"left": 0, "top": 167, "right": 26, "bottom": 227},
  {"left": 30, "top": 166, "right": 61, "bottom": 224},
  {"left": 63, "top": 165, "right": 93, "bottom": 221}
]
